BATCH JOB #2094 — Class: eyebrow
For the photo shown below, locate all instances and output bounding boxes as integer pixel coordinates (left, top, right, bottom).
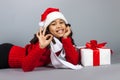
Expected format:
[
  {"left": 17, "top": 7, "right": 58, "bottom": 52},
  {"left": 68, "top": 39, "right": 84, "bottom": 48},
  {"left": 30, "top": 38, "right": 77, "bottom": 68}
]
[{"left": 52, "top": 19, "right": 64, "bottom": 23}]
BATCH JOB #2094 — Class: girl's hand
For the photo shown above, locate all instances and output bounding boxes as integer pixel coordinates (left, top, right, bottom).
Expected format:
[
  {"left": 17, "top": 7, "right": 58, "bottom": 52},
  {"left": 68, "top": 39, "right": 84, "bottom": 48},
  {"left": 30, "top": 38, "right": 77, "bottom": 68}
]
[
  {"left": 63, "top": 26, "right": 71, "bottom": 38},
  {"left": 36, "top": 27, "right": 53, "bottom": 49}
]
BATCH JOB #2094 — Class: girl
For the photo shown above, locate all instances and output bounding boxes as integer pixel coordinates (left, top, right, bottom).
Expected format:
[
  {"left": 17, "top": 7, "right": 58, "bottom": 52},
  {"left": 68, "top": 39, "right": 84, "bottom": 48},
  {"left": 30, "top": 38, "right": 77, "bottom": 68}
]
[{"left": 0, "top": 7, "right": 81, "bottom": 72}]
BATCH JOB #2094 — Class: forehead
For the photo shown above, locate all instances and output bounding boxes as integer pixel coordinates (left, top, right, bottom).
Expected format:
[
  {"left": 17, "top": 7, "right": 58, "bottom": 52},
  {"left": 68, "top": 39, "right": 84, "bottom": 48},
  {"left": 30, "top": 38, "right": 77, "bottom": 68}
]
[{"left": 51, "top": 19, "right": 65, "bottom": 23}]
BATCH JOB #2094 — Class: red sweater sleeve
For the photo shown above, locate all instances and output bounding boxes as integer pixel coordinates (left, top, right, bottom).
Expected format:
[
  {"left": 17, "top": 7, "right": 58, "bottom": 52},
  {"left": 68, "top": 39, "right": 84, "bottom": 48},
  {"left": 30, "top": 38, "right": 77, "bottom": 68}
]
[
  {"left": 21, "top": 43, "right": 49, "bottom": 72},
  {"left": 61, "top": 37, "right": 79, "bottom": 65}
]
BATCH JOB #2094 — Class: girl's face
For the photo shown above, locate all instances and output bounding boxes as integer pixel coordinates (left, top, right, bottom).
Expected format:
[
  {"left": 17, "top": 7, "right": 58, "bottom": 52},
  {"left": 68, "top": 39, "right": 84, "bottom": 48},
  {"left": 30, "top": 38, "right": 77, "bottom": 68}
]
[{"left": 48, "top": 19, "right": 66, "bottom": 38}]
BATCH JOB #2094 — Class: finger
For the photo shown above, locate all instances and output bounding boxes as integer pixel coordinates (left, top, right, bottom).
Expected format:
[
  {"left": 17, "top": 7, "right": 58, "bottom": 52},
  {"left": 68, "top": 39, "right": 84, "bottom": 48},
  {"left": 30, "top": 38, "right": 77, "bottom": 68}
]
[
  {"left": 39, "top": 27, "right": 43, "bottom": 35},
  {"left": 48, "top": 35, "right": 53, "bottom": 42},
  {"left": 67, "top": 26, "right": 70, "bottom": 30},
  {"left": 36, "top": 31, "right": 39, "bottom": 38},
  {"left": 66, "top": 26, "right": 71, "bottom": 32},
  {"left": 45, "top": 34, "right": 53, "bottom": 41},
  {"left": 43, "top": 27, "right": 47, "bottom": 36}
]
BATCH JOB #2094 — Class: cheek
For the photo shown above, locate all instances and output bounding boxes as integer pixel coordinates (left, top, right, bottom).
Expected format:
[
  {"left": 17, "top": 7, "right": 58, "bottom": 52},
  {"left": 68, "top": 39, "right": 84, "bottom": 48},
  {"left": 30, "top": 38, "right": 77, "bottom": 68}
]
[{"left": 49, "top": 27, "right": 55, "bottom": 34}]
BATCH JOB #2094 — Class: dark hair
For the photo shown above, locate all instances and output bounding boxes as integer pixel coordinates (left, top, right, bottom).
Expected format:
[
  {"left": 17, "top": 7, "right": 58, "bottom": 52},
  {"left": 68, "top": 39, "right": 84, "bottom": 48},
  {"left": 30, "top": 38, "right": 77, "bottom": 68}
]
[{"left": 30, "top": 23, "right": 76, "bottom": 45}]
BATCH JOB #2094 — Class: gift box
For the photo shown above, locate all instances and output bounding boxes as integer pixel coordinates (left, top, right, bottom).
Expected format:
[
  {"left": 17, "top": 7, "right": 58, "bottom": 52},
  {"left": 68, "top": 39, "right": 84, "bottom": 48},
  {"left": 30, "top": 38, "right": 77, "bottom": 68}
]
[{"left": 80, "top": 40, "right": 111, "bottom": 66}]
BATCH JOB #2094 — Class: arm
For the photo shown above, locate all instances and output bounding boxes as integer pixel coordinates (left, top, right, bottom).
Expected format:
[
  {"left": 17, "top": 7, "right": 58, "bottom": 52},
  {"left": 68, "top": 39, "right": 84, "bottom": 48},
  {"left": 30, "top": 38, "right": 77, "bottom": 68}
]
[
  {"left": 61, "top": 37, "right": 79, "bottom": 65},
  {"left": 22, "top": 27, "right": 53, "bottom": 72},
  {"left": 22, "top": 43, "right": 48, "bottom": 72}
]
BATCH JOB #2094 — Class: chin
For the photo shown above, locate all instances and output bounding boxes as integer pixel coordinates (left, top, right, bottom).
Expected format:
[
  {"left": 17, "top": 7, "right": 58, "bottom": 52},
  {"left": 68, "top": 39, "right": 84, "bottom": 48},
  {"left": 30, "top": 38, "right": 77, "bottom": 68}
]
[
  {"left": 58, "top": 34, "right": 64, "bottom": 38},
  {"left": 55, "top": 35, "right": 64, "bottom": 39},
  {"left": 54, "top": 32, "right": 65, "bottom": 38}
]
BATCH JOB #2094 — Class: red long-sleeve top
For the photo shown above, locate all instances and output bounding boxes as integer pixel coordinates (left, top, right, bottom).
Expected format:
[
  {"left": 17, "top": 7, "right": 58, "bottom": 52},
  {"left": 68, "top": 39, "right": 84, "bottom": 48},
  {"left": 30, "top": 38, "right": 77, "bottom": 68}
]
[{"left": 8, "top": 37, "right": 79, "bottom": 72}]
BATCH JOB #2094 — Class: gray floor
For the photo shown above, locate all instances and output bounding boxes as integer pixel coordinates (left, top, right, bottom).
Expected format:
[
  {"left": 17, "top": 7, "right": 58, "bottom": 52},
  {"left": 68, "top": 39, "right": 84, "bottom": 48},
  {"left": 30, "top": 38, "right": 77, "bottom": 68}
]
[{"left": 0, "top": 53, "right": 120, "bottom": 80}]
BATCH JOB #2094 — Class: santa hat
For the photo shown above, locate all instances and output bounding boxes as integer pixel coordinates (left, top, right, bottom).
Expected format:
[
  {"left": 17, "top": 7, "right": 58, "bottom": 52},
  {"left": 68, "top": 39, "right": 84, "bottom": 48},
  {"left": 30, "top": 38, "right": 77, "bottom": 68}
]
[{"left": 39, "top": 7, "right": 68, "bottom": 27}]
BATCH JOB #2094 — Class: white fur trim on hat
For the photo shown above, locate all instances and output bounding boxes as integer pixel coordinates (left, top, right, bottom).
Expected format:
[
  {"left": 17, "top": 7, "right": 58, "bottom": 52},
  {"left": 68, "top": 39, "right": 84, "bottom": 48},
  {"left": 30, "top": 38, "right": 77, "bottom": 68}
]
[
  {"left": 39, "top": 21, "right": 44, "bottom": 27},
  {"left": 39, "top": 12, "right": 68, "bottom": 27}
]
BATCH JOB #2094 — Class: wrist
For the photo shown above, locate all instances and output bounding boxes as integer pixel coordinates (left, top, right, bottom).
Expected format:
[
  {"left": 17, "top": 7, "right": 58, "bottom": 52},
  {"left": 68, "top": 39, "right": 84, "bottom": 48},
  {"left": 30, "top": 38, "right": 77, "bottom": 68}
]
[
  {"left": 62, "top": 36, "right": 69, "bottom": 39},
  {"left": 63, "top": 35, "right": 68, "bottom": 39},
  {"left": 39, "top": 43, "right": 46, "bottom": 49}
]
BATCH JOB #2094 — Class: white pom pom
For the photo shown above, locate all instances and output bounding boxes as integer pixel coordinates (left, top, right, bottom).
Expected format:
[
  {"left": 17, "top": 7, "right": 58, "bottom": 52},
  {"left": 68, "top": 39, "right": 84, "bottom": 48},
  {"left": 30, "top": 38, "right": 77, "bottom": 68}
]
[{"left": 39, "top": 22, "right": 44, "bottom": 27}]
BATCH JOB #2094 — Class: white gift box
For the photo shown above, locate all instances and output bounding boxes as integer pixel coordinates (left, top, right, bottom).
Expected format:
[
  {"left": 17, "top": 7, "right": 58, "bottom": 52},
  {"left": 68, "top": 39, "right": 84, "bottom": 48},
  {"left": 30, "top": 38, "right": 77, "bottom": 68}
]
[{"left": 81, "top": 48, "right": 111, "bottom": 66}]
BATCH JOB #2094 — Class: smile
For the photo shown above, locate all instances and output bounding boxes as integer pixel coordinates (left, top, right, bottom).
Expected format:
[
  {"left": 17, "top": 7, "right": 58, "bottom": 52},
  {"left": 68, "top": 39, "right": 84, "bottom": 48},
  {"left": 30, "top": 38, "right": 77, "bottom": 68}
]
[{"left": 56, "top": 29, "right": 64, "bottom": 34}]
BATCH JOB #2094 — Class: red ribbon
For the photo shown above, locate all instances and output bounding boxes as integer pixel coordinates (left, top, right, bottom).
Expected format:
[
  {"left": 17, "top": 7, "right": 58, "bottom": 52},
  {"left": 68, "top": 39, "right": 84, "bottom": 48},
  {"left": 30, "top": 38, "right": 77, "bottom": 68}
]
[
  {"left": 85, "top": 40, "right": 107, "bottom": 66},
  {"left": 86, "top": 40, "right": 107, "bottom": 49}
]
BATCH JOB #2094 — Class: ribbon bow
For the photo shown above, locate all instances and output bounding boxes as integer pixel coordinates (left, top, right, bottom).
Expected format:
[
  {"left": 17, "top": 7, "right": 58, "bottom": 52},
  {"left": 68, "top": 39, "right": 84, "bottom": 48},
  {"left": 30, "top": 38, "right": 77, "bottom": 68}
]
[{"left": 86, "top": 40, "right": 107, "bottom": 50}]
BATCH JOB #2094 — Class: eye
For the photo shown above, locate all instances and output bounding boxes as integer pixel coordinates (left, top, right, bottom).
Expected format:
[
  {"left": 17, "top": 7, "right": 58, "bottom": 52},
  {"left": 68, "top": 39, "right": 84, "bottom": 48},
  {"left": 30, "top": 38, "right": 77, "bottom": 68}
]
[
  {"left": 50, "top": 22, "right": 56, "bottom": 26},
  {"left": 59, "top": 21, "right": 65, "bottom": 24}
]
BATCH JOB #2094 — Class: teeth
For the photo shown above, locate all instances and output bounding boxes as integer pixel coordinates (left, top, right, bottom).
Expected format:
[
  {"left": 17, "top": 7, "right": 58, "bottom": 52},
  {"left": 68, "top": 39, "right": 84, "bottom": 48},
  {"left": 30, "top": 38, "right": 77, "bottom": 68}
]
[{"left": 57, "top": 30, "right": 63, "bottom": 34}]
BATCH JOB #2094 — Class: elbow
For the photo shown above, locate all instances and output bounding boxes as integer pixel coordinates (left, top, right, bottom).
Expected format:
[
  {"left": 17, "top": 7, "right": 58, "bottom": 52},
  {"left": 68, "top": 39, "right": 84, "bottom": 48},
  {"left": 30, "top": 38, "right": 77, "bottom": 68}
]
[
  {"left": 21, "top": 60, "right": 35, "bottom": 72},
  {"left": 66, "top": 57, "right": 79, "bottom": 65},
  {"left": 70, "top": 60, "right": 79, "bottom": 65},
  {"left": 22, "top": 66, "right": 34, "bottom": 72}
]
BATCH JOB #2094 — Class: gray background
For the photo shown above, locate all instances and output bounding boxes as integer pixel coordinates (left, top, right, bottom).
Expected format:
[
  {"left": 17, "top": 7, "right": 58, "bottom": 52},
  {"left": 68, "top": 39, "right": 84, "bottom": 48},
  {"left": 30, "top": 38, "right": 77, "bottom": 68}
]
[
  {"left": 0, "top": 0, "right": 120, "bottom": 62},
  {"left": 0, "top": 0, "right": 120, "bottom": 80}
]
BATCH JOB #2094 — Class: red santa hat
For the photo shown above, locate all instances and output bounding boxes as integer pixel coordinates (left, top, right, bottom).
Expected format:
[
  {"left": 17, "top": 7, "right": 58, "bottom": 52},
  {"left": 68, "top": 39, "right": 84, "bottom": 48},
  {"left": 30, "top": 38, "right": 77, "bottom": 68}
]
[{"left": 39, "top": 7, "right": 68, "bottom": 27}]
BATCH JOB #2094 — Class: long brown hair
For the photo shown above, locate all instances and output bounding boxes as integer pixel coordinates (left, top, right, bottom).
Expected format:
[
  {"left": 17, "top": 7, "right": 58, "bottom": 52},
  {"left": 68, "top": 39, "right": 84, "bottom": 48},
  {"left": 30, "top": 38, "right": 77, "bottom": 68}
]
[{"left": 30, "top": 24, "right": 76, "bottom": 45}]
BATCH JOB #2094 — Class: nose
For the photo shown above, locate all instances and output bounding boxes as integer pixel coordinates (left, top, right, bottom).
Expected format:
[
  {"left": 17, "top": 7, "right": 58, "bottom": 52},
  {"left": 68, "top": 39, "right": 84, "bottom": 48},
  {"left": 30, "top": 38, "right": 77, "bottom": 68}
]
[{"left": 56, "top": 23, "right": 62, "bottom": 28}]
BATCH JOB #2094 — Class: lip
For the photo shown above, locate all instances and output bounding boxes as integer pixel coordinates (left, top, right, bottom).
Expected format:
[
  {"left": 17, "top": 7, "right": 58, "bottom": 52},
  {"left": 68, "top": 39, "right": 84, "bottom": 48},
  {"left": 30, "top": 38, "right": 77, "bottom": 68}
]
[{"left": 56, "top": 29, "right": 64, "bottom": 34}]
